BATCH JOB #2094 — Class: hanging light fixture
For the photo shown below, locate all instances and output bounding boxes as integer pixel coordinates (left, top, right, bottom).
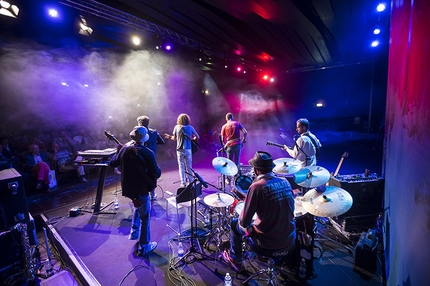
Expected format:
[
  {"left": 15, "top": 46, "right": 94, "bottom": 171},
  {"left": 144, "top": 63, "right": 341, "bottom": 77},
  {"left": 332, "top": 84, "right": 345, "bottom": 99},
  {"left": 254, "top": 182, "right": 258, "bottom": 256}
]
[
  {"left": 0, "top": 0, "right": 19, "bottom": 18},
  {"left": 79, "top": 15, "right": 93, "bottom": 36}
]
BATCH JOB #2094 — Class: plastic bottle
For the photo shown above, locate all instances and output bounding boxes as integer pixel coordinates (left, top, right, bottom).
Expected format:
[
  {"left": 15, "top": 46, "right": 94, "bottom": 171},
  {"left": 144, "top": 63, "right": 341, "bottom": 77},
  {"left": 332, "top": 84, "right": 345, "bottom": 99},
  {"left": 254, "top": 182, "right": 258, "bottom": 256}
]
[
  {"left": 299, "top": 258, "right": 306, "bottom": 279},
  {"left": 177, "top": 242, "right": 184, "bottom": 257},
  {"left": 114, "top": 197, "right": 119, "bottom": 210},
  {"left": 224, "top": 272, "right": 232, "bottom": 286}
]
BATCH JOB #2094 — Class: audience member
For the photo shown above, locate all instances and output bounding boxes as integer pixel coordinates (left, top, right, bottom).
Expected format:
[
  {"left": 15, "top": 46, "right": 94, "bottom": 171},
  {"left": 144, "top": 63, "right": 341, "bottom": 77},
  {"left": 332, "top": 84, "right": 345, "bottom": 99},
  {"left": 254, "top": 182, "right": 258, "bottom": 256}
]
[
  {"left": 23, "top": 144, "right": 51, "bottom": 191},
  {"left": 51, "top": 142, "right": 88, "bottom": 182}
]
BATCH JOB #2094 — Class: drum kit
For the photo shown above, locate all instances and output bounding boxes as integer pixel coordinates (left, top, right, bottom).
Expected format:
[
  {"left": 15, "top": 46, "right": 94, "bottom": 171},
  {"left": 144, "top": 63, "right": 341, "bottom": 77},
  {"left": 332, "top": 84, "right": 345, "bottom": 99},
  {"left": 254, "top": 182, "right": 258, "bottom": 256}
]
[{"left": 205, "top": 156, "right": 353, "bottom": 221}]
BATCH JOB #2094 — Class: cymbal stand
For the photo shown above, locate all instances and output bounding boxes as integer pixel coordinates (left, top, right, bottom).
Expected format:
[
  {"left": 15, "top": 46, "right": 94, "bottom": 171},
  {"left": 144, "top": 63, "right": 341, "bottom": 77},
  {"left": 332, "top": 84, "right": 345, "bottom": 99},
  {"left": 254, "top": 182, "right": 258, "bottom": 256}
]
[
  {"left": 314, "top": 217, "right": 354, "bottom": 254},
  {"left": 173, "top": 178, "right": 214, "bottom": 267}
]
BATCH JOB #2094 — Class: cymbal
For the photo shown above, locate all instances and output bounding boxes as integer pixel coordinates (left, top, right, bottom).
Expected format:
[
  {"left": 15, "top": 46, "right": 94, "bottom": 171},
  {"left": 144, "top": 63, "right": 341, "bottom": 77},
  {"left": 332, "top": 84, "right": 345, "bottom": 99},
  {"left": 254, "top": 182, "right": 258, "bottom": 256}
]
[
  {"left": 294, "top": 166, "right": 330, "bottom": 188},
  {"left": 204, "top": 193, "right": 235, "bottom": 208},
  {"left": 273, "top": 158, "right": 302, "bottom": 175},
  {"left": 212, "top": 157, "right": 238, "bottom": 176},
  {"left": 301, "top": 186, "right": 353, "bottom": 217}
]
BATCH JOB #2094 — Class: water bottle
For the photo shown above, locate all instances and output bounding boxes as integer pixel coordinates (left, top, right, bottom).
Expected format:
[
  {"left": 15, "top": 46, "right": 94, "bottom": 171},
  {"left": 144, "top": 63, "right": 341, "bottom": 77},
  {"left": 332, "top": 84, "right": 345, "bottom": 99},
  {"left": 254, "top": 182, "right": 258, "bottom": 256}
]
[
  {"left": 177, "top": 242, "right": 184, "bottom": 257},
  {"left": 299, "top": 258, "right": 306, "bottom": 279},
  {"left": 114, "top": 197, "right": 119, "bottom": 210},
  {"left": 45, "top": 259, "right": 53, "bottom": 277},
  {"left": 224, "top": 272, "right": 232, "bottom": 286}
]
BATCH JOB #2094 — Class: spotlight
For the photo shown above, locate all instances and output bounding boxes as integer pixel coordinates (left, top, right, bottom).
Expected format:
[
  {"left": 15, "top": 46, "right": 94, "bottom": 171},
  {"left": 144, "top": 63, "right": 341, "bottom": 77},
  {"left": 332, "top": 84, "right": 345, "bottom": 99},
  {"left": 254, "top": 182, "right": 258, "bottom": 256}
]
[
  {"left": 48, "top": 8, "right": 59, "bottom": 18},
  {"left": 0, "top": 0, "right": 19, "bottom": 18},
  {"left": 79, "top": 15, "right": 93, "bottom": 36},
  {"left": 165, "top": 44, "right": 172, "bottom": 51},
  {"left": 373, "top": 26, "right": 381, "bottom": 35},
  {"left": 376, "top": 3, "right": 386, "bottom": 12},
  {"left": 371, "top": 40, "right": 379, "bottom": 47},
  {"left": 132, "top": 36, "right": 141, "bottom": 45}
]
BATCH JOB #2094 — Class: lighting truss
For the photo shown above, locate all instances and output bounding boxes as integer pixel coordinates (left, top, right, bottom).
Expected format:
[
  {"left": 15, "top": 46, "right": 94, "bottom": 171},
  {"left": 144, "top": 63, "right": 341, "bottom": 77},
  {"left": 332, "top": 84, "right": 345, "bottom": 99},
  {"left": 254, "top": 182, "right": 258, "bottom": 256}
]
[
  {"left": 59, "top": 0, "right": 260, "bottom": 71},
  {"left": 0, "top": 0, "right": 19, "bottom": 18}
]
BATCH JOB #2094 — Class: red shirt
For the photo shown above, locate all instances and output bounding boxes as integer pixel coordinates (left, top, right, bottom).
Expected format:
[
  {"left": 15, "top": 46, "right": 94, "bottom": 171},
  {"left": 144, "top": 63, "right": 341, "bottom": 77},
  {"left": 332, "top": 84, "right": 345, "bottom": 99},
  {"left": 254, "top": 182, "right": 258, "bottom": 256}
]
[{"left": 221, "top": 121, "right": 245, "bottom": 146}]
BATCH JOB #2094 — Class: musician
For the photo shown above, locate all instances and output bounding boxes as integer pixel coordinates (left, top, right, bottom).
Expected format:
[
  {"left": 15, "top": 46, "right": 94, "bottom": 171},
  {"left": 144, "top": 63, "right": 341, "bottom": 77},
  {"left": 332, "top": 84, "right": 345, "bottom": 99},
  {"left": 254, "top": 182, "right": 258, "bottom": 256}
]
[
  {"left": 282, "top": 118, "right": 321, "bottom": 167},
  {"left": 164, "top": 113, "right": 199, "bottom": 188},
  {"left": 220, "top": 113, "right": 248, "bottom": 167},
  {"left": 110, "top": 126, "right": 161, "bottom": 257},
  {"left": 137, "top": 115, "right": 164, "bottom": 200},
  {"left": 222, "top": 151, "right": 296, "bottom": 272}
]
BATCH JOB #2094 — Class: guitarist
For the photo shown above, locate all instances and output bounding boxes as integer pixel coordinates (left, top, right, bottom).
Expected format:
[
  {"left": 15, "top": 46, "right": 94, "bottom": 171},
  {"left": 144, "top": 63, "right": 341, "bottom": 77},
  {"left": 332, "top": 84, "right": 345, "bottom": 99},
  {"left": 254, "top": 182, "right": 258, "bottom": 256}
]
[
  {"left": 137, "top": 115, "right": 165, "bottom": 200},
  {"left": 110, "top": 126, "right": 161, "bottom": 257},
  {"left": 164, "top": 113, "right": 199, "bottom": 188},
  {"left": 282, "top": 118, "right": 322, "bottom": 167}
]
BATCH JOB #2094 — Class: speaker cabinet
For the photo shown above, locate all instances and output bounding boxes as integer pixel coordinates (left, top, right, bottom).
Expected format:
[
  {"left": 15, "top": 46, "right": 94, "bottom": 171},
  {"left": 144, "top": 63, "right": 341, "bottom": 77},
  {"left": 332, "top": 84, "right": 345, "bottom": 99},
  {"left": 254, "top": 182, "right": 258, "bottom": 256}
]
[{"left": 0, "top": 168, "right": 30, "bottom": 231}]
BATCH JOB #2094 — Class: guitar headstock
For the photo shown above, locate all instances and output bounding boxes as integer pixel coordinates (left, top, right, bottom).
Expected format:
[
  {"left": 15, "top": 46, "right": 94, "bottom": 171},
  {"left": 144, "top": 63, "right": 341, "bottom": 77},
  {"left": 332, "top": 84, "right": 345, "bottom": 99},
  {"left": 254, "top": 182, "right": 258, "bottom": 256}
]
[{"left": 342, "top": 152, "right": 349, "bottom": 158}]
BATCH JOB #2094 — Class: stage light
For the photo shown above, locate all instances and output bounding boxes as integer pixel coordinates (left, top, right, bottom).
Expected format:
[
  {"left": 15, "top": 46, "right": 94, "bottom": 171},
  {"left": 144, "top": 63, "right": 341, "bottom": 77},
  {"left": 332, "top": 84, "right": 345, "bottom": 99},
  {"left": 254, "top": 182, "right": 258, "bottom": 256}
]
[
  {"left": 0, "top": 1, "right": 19, "bottom": 18},
  {"left": 371, "top": 40, "right": 379, "bottom": 47},
  {"left": 373, "top": 26, "right": 381, "bottom": 35},
  {"left": 132, "top": 36, "right": 141, "bottom": 45},
  {"left": 376, "top": 3, "right": 386, "bottom": 12},
  {"left": 79, "top": 15, "right": 93, "bottom": 36},
  {"left": 165, "top": 44, "right": 172, "bottom": 51},
  {"left": 236, "top": 67, "right": 242, "bottom": 72},
  {"left": 48, "top": 8, "right": 59, "bottom": 18}
]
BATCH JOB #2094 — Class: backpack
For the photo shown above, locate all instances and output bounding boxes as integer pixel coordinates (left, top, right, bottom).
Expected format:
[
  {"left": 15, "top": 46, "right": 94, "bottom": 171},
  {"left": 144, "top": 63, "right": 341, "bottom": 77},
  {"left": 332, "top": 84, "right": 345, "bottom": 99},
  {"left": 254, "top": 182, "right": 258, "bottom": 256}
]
[{"left": 303, "top": 134, "right": 320, "bottom": 160}]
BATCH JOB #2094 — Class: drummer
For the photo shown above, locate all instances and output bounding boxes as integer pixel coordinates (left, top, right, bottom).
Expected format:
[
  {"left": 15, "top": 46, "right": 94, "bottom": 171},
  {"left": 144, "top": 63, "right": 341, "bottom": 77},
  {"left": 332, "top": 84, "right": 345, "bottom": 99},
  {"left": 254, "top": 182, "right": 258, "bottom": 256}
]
[{"left": 221, "top": 151, "right": 296, "bottom": 272}]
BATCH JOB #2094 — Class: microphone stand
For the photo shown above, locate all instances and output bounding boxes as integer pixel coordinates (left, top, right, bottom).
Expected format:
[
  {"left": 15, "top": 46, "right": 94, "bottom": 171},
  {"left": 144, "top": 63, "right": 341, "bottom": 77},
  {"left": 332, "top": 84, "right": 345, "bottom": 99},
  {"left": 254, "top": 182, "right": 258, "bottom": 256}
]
[{"left": 173, "top": 177, "right": 214, "bottom": 267}]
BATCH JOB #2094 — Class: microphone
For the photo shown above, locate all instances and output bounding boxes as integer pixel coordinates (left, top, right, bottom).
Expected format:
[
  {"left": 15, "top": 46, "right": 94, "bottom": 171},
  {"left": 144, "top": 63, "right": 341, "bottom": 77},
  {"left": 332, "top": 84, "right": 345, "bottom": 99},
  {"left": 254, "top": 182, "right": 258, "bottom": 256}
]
[{"left": 190, "top": 168, "right": 208, "bottom": 188}]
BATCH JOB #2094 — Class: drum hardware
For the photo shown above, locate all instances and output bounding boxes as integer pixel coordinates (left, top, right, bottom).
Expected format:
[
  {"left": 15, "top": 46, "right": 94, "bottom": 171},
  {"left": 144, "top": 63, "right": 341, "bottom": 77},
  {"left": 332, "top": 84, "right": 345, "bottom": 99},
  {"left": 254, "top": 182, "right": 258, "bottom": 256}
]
[
  {"left": 272, "top": 157, "right": 302, "bottom": 175},
  {"left": 294, "top": 166, "right": 330, "bottom": 188},
  {"left": 300, "top": 186, "right": 355, "bottom": 254}
]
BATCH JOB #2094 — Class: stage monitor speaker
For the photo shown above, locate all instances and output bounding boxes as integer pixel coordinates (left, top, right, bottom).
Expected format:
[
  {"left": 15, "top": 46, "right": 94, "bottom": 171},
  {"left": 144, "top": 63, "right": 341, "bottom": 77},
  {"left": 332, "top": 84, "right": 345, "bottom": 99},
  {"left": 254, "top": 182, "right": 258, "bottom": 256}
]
[
  {"left": 328, "top": 176, "right": 384, "bottom": 218},
  {"left": 0, "top": 168, "right": 30, "bottom": 232}
]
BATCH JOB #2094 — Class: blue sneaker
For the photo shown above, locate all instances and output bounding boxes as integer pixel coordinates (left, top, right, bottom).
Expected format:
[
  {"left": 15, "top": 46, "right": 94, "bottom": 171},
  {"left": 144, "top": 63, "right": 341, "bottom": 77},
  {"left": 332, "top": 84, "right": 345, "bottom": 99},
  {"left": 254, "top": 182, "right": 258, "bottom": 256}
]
[{"left": 138, "top": 242, "right": 157, "bottom": 256}]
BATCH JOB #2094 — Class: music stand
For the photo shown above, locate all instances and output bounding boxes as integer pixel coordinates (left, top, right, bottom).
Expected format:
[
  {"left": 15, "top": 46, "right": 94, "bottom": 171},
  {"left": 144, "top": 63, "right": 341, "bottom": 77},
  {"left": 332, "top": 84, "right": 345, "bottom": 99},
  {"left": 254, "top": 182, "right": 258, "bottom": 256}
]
[{"left": 174, "top": 179, "right": 214, "bottom": 267}]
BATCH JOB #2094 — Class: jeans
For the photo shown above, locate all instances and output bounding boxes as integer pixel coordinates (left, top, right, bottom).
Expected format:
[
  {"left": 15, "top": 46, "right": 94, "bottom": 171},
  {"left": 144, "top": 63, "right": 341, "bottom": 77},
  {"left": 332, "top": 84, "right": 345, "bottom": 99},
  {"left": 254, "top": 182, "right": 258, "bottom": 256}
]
[
  {"left": 227, "top": 144, "right": 242, "bottom": 166},
  {"left": 130, "top": 194, "right": 151, "bottom": 249},
  {"left": 230, "top": 218, "right": 247, "bottom": 262},
  {"left": 176, "top": 149, "right": 192, "bottom": 186}
]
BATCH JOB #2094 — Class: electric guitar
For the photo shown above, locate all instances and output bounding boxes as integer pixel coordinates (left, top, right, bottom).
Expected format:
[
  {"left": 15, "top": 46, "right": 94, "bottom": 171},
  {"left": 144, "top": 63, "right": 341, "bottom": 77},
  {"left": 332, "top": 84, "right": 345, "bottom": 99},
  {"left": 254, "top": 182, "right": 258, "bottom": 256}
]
[
  {"left": 104, "top": 130, "right": 120, "bottom": 145},
  {"left": 266, "top": 141, "right": 286, "bottom": 148},
  {"left": 333, "top": 152, "right": 349, "bottom": 177}
]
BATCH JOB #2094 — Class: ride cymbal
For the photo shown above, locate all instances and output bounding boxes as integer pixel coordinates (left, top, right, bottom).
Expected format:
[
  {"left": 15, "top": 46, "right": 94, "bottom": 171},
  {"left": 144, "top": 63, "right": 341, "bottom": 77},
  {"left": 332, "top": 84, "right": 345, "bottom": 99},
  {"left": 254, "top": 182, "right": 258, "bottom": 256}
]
[
  {"left": 273, "top": 158, "right": 302, "bottom": 175},
  {"left": 204, "top": 193, "right": 235, "bottom": 208},
  {"left": 212, "top": 157, "right": 238, "bottom": 176},
  {"left": 294, "top": 166, "right": 330, "bottom": 188},
  {"left": 301, "top": 186, "right": 353, "bottom": 217}
]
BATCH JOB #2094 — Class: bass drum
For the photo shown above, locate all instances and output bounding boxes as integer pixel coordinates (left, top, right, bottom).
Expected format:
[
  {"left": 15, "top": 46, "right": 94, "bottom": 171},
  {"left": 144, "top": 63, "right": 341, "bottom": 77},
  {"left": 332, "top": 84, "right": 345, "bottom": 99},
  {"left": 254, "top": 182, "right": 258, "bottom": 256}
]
[{"left": 234, "top": 175, "right": 254, "bottom": 198}]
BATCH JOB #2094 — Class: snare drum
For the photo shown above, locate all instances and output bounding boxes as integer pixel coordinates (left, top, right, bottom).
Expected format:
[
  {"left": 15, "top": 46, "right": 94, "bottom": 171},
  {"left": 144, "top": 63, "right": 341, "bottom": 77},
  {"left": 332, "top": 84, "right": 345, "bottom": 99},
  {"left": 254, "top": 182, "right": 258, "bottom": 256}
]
[{"left": 234, "top": 202, "right": 258, "bottom": 221}]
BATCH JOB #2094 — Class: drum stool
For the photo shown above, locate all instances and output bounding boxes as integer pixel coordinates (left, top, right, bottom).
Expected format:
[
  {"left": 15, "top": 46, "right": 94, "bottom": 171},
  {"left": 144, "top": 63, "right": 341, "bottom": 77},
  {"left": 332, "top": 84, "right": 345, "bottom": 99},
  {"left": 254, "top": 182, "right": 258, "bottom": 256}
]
[{"left": 243, "top": 237, "right": 295, "bottom": 285}]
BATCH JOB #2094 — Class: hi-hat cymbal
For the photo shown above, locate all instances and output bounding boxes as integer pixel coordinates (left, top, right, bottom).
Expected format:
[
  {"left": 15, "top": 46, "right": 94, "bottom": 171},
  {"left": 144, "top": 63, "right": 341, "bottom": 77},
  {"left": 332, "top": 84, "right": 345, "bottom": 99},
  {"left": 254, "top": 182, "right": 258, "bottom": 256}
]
[
  {"left": 212, "top": 157, "right": 238, "bottom": 176},
  {"left": 273, "top": 158, "right": 302, "bottom": 175},
  {"left": 301, "top": 186, "right": 353, "bottom": 217},
  {"left": 204, "top": 193, "right": 235, "bottom": 208},
  {"left": 294, "top": 166, "right": 330, "bottom": 188}
]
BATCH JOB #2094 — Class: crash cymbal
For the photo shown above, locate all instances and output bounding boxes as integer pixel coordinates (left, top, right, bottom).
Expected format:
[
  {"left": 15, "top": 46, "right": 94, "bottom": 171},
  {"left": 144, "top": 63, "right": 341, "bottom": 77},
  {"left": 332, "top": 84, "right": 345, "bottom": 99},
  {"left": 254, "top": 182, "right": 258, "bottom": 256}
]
[
  {"left": 301, "top": 186, "right": 353, "bottom": 217},
  {"left": 273, "top": 158, "right": 302, "bottom": 175},
  {"left": 294, "top": 166, "right": 330, "bottom": 188},
  {"left": 204, "top": 193, "right": 235, "bottom": 208},
  {"left": 212, "top": 157, "right": 238, "bottom": 176}
]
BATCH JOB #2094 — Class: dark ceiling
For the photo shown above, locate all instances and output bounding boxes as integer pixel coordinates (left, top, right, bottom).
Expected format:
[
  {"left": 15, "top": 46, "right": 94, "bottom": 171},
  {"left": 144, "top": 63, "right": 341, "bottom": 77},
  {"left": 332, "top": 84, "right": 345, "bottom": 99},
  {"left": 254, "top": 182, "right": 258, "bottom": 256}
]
[{"left": 1, "top": 0, "right": 389, "bottom": 74}]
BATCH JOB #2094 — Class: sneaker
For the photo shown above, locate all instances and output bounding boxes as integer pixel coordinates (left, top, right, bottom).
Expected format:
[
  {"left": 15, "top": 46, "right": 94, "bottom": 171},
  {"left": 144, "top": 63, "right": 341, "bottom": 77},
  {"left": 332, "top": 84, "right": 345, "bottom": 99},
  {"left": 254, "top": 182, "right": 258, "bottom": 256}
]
[
  {"left": 128, "top": 232, "right": 139, "bottom": 240},
  {"left": 150, "top": 194, "right": 157, "bottom": 201},
  {"left": 221, "top": 250, "right": 244, "bottom": 272},
  {"left": 80, "top": 176, "right": 88, "bottom": 183},
  {"left": 138, "top": 242, "right": 157, "bottom": 256}
]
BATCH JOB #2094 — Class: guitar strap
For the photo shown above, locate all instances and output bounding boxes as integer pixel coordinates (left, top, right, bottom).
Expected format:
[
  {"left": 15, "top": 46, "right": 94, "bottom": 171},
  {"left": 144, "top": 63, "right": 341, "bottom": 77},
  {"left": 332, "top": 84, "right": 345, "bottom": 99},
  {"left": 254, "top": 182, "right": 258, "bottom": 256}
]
[{"left": 294, "top": 136, "right": 310, "bottom": 162}]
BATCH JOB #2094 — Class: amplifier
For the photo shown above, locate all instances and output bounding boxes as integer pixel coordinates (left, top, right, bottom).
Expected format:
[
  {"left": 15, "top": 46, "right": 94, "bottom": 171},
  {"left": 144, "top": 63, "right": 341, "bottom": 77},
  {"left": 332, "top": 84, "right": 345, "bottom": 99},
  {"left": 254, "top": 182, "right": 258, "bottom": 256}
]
[{"left": 328, "top": 175, "right": 384, "bottom": 217}]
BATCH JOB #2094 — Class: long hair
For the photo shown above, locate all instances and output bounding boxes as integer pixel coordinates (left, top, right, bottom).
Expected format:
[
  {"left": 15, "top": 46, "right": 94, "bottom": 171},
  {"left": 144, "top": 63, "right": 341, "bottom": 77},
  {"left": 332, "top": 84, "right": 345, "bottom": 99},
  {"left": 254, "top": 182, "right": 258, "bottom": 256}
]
[{"left": 177, "top": 113, "right": 190, "bottom": 125}]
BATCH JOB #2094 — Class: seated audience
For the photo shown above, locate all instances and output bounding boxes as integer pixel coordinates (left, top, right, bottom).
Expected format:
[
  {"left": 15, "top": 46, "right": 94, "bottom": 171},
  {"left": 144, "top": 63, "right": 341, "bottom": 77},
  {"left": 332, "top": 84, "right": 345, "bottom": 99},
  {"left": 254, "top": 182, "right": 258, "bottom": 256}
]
[
  {"left": 72, "top": 128, "right": 94, "bottom": 149},
  {"left": 23, "top": 144, "right": 51, "bottom": 191},
  {"left": 53, "top": 130, "right": 75, "bottom": 153},
  {"left": 51, "top": 142, "right": 88, "bottom": 182}
]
